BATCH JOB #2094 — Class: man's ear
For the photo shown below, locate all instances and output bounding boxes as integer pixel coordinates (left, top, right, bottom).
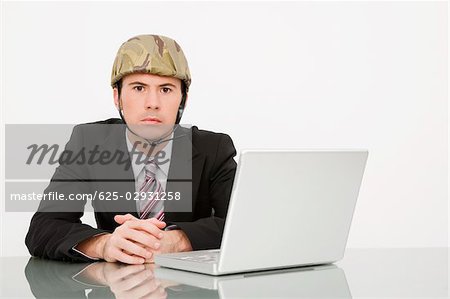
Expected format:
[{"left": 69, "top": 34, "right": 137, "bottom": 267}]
[{"left": 113, "top": 88, "right": 120, "bottom": 110}]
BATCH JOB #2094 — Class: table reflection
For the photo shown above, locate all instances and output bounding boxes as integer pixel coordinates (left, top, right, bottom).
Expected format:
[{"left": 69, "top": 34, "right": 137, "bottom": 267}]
[{"left": 25, "top": 258, "right": 351, "bottom": 298}]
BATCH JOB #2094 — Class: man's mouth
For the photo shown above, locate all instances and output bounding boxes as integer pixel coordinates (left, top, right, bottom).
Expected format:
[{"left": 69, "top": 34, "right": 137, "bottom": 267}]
[{"left": 141, "top": 117, "right": 162, "bottom": 124}]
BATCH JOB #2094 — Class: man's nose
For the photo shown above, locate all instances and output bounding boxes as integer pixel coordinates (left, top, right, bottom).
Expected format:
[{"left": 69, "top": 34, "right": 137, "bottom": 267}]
[{"left": 144, "top": 91, "right": 161, "bottom": 110}]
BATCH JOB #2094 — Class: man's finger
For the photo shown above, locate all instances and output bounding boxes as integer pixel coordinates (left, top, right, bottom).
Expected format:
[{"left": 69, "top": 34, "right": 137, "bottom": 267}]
[
  {"left": 127, "top": 221, "right": 164, "bottom": 239},
  {"left": 148, "top": 218, "right": 166, "bottom": 229},
  {"left": 114, "top": 213, "right": 137, "bottom": 225},
  {"left": 114, "top": 249, "right": 145, "bottom": 265},
  {"left": 125, "top": 229, "right": 161, "bottom": 249},
  {"left": 117, "top": 238, "right": 153, "bottom": 260},
  {"left": 114, "top": 214, "right": 166, "bottom": 230}
]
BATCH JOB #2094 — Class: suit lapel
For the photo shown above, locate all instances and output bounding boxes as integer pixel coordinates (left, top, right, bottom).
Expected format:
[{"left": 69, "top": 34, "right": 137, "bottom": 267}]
[
  {"left": 165, "top": 125, "right": 205, "bottom": 222},
  {"left": 96, "top": 123, "right": 138, "bottom": 217}
]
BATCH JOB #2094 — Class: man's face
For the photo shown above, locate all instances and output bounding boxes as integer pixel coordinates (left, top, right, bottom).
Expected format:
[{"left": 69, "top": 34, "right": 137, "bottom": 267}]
[{"left": 114, "top": 73, "right": 186, "bottom": 140}]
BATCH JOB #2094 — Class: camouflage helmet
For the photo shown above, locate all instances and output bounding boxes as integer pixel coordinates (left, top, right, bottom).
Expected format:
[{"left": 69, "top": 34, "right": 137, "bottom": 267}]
[{"left": 111, "top": 34, "right": 191, "bottom": 92}]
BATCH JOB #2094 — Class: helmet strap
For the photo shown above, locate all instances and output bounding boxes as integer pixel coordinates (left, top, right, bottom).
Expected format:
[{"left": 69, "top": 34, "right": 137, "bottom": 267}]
[{"left": 175, "top": 93, "right": 187, "bottom": 124}]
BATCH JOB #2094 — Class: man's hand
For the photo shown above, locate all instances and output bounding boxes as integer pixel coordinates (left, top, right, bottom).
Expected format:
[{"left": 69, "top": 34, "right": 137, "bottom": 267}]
[
  {"left": 139, "top": 229, "right": 193, "bottom": 263},
  {"left": 75, "top": 214, "right": 166, "bottom": 264},
  {"left": 117, "top": 214, "right": 193, "bottom": 263}
]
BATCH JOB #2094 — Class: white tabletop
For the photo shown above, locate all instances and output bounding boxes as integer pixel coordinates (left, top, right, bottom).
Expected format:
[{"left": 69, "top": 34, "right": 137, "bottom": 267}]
[{"left": 0, "top": 248, "right": 448, "bottom": 298}]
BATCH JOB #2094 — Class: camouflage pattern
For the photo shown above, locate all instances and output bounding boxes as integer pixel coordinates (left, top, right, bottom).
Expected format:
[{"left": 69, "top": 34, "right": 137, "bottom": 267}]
[{"left": 111, "top": 35, "right": 191, "bottom": 91}]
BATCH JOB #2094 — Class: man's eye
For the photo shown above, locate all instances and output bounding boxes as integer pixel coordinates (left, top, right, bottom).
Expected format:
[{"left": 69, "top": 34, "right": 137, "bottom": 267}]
[
  {"left": 161, "top": 87, "right": 172, "bottom": 94},
  {"left": 133, "top": 86, "right": 144, "bottom": 92}
]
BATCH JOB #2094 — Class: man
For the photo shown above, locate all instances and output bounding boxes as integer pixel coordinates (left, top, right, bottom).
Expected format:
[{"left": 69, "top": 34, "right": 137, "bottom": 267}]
[{"left": 25, "top": 34, "right": 237, "bottom": 264}]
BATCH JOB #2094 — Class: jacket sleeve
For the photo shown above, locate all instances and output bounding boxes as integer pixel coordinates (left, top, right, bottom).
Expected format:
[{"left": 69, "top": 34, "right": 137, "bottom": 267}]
[
  {"left": 25, "top": 125, "right": 110, "bottom": 262},
  {"left": 171, "top": 134, "right": 237, "bottom": 250}
]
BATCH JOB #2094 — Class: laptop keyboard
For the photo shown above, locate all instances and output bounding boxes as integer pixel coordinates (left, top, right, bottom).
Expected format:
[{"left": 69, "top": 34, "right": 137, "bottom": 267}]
[{"left": 172, "top": 250, "right": 220, "bottom": 263}]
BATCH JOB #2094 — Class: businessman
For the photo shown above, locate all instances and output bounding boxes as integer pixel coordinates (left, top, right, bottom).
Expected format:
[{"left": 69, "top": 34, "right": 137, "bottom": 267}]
[{"left": 25, "top": 34, "right": 237, "bottom": 264}]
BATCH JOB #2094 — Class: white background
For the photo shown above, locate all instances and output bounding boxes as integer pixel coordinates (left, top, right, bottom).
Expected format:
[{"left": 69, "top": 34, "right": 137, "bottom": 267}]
[{"left": 1, "top": 1, "right": 448, "bottom": 256}]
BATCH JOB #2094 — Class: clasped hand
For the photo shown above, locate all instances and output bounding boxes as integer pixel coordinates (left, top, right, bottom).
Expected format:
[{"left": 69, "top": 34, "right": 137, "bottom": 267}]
[{"left": 100, "top": 214, "right": 189, "bottom": 264}]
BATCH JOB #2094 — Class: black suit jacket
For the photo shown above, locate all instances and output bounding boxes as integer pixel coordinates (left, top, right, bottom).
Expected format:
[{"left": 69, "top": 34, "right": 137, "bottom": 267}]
[{"left": 25, "top": 118, "right": 237, "bottom": 262}]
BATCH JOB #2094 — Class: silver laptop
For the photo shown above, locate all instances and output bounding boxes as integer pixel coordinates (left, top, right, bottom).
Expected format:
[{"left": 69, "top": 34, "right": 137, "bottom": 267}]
[{"left": 155, "top": 149, "right": 368, "bottom": 275}]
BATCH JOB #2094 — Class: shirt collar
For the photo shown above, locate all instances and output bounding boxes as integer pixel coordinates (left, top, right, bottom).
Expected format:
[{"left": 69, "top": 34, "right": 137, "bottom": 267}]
[{"left": 125, "top": 129, "right": 173, "bottom": 179}]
